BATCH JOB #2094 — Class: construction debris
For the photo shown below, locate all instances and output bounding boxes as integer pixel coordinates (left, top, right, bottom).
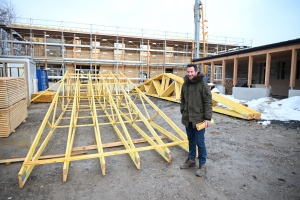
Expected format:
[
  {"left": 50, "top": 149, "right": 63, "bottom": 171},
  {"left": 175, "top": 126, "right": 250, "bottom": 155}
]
[{"left": 18, "top": 71, "right": 188, "bottom": 188}]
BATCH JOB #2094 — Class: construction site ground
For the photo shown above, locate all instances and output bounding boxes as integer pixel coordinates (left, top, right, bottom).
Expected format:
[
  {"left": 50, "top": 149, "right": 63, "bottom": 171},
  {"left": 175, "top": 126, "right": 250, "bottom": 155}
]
[{"left": 0, "top": 97, "right": 299, "bottom": 200}]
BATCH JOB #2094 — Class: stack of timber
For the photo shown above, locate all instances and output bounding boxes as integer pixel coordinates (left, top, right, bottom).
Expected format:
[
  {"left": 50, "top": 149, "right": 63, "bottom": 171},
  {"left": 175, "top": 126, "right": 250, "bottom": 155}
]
[
  {"left": 0, "top": 99, "right": 28, "bottom": 137},
  {"left": 31, "top": 91, "right": 56, "bottom": 103},
  {"left": 0, "top": 77, "right": 28, "bottom": 137},
  {"left": 211, "top": 92, "right": 261, "bottom": 120},
  {"left": 0, "top": 77, "right": 27, "bottom": 108}
]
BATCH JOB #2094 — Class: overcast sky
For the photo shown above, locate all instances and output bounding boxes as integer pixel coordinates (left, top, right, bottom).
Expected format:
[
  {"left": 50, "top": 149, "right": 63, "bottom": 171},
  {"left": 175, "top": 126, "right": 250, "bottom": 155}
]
[{"left": 10, "top": 0, "right": 300, "bottom": 47}]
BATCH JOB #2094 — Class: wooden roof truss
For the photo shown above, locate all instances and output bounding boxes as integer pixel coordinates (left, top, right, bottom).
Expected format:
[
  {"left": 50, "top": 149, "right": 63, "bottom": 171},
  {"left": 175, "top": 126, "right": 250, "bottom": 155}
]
[
  {"left": 18, "top": 71, "right": 188, "bottom": 188},
  {"left": 135, "top": 73, "right": 261, "bottom": 120}
]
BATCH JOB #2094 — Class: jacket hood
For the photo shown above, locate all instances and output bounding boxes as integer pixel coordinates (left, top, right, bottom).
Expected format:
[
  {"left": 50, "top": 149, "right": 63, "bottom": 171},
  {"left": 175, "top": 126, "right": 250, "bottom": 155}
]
[{"left": 184, "top": 72, "right": 205, "bottom": 83}]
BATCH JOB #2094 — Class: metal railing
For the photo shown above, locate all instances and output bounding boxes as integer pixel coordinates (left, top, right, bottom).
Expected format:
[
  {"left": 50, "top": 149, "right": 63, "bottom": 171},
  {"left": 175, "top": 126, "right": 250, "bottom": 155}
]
[{"left": 10, "top": 18, "right": 252, "bottom": 47}]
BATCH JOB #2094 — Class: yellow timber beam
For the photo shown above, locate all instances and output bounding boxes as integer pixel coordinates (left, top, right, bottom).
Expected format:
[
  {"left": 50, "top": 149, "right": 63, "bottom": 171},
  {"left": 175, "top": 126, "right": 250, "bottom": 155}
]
[
  {"left": 18, "top": 71, "right": 188, "bottom": 188},
  {"left": 134, "top": 73, "right": 261, "bottom": 120}
]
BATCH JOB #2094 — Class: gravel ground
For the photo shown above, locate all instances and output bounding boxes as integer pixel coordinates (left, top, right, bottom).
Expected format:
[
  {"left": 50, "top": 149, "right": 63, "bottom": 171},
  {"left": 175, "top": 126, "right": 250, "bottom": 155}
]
[{"left": 0, "top": 98, "right": 299, "bottom": 200}]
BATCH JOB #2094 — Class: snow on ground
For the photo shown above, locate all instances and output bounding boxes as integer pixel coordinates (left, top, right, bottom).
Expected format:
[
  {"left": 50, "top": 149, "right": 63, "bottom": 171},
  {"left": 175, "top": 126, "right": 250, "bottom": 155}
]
[{"left": 221, "top": 95, "right": 300, "bottom": 122}]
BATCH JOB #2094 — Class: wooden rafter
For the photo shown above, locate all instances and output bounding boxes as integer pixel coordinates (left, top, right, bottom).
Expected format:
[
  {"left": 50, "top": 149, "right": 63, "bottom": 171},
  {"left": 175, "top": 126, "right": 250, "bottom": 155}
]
[
  {"left": 134, "top": 73, "right": 184, "bottom": 102},
  {"left": 18, "top": 71, "right": 188, "bottom": 188},
  {"left": 135, "top": 73, "right": 261, "bottom": 120}
]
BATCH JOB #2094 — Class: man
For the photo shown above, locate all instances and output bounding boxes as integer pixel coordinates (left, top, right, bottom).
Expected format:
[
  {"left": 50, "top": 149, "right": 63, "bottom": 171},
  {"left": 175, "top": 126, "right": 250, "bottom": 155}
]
[{"left": 180, "top": 64, "right": 212, "bottom": 177}]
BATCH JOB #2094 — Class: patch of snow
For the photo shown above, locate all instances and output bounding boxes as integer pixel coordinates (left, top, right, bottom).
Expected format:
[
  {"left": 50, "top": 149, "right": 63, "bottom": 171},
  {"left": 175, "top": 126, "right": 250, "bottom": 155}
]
[{"left": 217, "top": 95, "right": 300, "bottom": 121}]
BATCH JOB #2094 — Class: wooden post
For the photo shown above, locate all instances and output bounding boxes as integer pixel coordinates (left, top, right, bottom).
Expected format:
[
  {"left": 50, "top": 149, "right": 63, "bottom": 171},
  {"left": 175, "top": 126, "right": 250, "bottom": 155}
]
[
  {"left": 210, "top": 62, "right": 214, "bottom": 83},
  {"left": 290, "top": 48, "right": 297, "bottom": 88},
  {"left": 222, "top": 60, "right": 226, "bottom": 85},
  {"left": 233, "top": 57, "right": 238, "bottom": 86},
  {"left": 247, "top": 56, "right": 253, "bottom": 86},
  {"left": 265, "top": 53, "right": 271, "bottom": 86}
]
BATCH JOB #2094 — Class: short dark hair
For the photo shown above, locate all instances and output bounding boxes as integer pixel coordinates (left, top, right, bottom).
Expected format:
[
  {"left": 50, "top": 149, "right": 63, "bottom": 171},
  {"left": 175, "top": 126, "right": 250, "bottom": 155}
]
[{"left": 186, "top": 64, "right": 198, "bottom": 72}]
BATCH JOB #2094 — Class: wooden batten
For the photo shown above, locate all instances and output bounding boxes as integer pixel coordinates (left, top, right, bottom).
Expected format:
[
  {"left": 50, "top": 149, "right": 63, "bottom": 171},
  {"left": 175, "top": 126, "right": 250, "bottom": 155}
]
[{"left": 31, "top": 91, "right": 56, "bottom": 103}]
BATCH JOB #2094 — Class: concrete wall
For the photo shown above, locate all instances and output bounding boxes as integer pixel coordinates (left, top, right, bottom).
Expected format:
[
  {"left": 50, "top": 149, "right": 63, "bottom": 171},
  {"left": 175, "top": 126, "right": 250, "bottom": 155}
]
[
  {"left": 232, "top": 87, "right": 271, "bottom": 101},
  {"left": 215, "top": 84, "right": 226, "bottom": 94},
  {"left": 288, "top": 89, "right": 300, "bottom": 97}
]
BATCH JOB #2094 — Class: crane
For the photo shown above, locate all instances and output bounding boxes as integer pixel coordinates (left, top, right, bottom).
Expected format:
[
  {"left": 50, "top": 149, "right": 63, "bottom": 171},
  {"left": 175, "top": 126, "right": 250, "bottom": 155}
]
[{"left": 194, "top": 0, "right": 208, "bottom": 73}]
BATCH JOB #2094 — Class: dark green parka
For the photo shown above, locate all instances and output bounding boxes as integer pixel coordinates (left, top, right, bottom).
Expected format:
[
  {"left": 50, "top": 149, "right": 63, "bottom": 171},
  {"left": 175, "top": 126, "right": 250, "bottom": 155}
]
[{"left": 180, "top": 72, "right": 212, "bottom": 128}]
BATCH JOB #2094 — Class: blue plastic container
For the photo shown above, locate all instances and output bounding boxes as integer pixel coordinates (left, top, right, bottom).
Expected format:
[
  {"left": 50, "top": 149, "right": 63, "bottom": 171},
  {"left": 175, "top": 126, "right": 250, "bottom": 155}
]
[{"left": 36, "top": 69, "right": 49, "bottom": 91}]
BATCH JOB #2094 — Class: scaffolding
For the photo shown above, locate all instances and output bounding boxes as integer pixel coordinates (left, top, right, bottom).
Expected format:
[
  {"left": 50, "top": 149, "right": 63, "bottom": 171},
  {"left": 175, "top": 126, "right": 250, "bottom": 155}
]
[{"left": 0, "top": 18, "right": 252, "bottom": 81}]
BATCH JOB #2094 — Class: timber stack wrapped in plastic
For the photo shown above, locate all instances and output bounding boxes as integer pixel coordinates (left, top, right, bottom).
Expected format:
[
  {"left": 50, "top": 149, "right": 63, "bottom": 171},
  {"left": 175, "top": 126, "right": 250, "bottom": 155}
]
[{"left": 0, "top": 77, "right": 28, "bottom": 137}]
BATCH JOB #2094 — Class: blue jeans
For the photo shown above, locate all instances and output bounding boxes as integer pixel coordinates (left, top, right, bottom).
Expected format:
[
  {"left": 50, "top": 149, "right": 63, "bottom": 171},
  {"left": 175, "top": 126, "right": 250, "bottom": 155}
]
[{"left": 186, "top": 122, "right": 207, "bottom": 165}]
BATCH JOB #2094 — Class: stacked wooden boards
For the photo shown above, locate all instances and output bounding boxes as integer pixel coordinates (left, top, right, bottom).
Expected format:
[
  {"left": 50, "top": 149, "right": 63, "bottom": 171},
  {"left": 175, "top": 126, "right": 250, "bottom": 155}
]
[
  {"left": 0, "top": 77, "right": 28, "bottom": 137},
  {"left": 31, "top": 91, "right": 56, "bottom": 103},
  {"left": 0, "top": 99, "right": 28, "bottom": 137},
  {"left": 0, "top": 77, "right": 27, "bottom": 108}
]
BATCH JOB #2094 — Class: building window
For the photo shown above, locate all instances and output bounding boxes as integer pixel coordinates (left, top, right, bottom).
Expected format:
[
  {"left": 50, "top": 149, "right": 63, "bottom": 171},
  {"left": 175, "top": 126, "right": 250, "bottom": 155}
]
[{"left": 214, "top": 66, "right": 222, "bottom": 81}]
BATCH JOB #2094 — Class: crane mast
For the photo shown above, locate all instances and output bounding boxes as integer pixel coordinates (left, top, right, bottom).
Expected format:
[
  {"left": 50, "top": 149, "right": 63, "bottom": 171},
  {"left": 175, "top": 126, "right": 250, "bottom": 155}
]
[
  {"left": 194, "top": 0, "right": 208, "bottom": 74},
  {"left": 194, "top": 0, "right": 202, "bottom": 59}
]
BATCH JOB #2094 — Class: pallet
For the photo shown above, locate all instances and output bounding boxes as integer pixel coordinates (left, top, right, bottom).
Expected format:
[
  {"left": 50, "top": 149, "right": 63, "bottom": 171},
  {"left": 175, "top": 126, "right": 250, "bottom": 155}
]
[
  {"left": 0, "top": 99, "right": 28, "bottom": 137},
  {"left": 31, "top": 91, "right": 56, "bottom": 103},
  {"left": 0, "top": 77, "right": 27, "bottom": 109}
]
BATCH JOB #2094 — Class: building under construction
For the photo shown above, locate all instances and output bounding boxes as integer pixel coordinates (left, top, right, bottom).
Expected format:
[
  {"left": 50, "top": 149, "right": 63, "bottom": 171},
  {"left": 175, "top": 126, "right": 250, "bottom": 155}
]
[{"left": 0, "top": 18, "right": 250, "bottom": 83}]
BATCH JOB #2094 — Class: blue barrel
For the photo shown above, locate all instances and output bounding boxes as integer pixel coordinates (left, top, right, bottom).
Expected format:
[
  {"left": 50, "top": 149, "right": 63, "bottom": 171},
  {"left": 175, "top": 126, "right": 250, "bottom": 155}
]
[{"left": 36, "top": 69, "right": 49, "bottom": 91}]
